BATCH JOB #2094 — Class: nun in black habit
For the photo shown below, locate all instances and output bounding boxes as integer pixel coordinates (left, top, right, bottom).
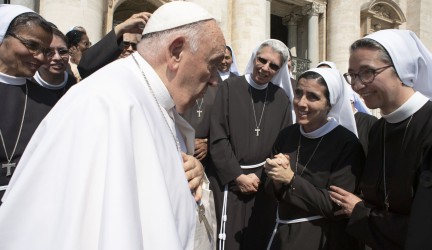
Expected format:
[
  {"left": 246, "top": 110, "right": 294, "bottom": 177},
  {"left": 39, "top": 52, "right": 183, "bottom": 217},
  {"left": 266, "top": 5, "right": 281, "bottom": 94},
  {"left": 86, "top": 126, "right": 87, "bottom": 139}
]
[
  {"left": 208, "top": 39, "right": 294, "bottom": 250},
  {"left": 264, "top": 68, "right": 364, "bottom": 250},
  {"left": 329, "top": 29, "right": 432, "bottom": 250}
]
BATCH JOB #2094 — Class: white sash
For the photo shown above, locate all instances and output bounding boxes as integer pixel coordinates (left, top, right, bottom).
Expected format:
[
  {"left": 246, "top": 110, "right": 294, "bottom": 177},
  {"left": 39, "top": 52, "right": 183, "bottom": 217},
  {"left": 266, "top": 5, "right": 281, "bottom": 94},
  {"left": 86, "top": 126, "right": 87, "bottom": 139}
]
[
  {"left": 218, "top": 161, "right": 266, "bottom": 250},
  {"left": 266, "top": 205, "right": 324, "bottom": 249}
]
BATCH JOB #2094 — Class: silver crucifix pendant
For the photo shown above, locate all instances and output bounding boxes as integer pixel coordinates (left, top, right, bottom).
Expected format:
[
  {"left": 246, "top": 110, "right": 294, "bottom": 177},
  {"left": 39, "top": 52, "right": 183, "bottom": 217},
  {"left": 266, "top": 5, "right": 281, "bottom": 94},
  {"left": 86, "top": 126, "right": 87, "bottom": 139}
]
[
  {"left": 198, "top": 204, "right": 214, "bottom": 238},
  {"left": 255, "top": 128, "right": 261, "bottom": 136},
  {"left": 197, "top": 109, "right": 203, "bottom": 117},
  {"left": 2, "top": 162, "right": 16, "bottom": 176}
]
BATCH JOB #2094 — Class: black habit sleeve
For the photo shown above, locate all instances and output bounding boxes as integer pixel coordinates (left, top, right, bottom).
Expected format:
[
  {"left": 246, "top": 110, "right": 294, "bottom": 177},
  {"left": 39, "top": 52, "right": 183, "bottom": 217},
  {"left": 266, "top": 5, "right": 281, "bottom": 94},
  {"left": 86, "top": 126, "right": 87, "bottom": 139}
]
[
  {"left": 77, "top": 30, "right": 123, "bottom": 79},
  {"left": 404, "top": 146, "right": 432, "bottom": 250},
  {"left": 269, "top": 126, "right": 364, "bottom": 219},
  {"left": 284, "top": 138, "right": 363, "bottom": 218},
  {"left": 209, "top": 80, "right": 242, "bottom": 185}
]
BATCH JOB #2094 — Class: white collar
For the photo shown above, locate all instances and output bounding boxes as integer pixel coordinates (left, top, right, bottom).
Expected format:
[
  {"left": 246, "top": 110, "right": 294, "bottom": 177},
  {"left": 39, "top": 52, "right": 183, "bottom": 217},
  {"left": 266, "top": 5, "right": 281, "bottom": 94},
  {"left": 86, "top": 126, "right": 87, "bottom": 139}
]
[
  {"left": 245, "top": 74, "right": 268, "bottom": 90},
  {"left": 33, "top": 71, "right": 68, "bottom": 90},
  {"left": 132, "top": 53, "right": 175, "bottom": 113},
  {"left": 218, "top": 70, "right": 230, "bottom": 81},
  {"left": 132, "top": 53, "right": 195, "bottom": 154},
  {"left": 300, "top": 117, "right": 339, "bottom": 139},
  {"left": 0, "top": 72, "right": 27, "bottom": 85},
  {"left": 381, "top": 91, "right": 428, "bottom": 123}
]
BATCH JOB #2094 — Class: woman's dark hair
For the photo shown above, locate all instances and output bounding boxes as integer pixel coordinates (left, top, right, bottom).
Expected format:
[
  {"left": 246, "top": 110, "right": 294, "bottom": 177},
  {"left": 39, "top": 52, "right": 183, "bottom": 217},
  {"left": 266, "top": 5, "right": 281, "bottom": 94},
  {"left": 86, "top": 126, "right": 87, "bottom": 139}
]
[
  {"left": 52, "top": 27, "right": 68, "bottom": 45},
  {"left": 350, "top": 38, "right": 394, "bottom": 65},
  {"left": 297, "top": 71, "right": 331, "bottom": 107},
  {"left": 6, "top": 12, "right": 52, "bottom": 36},
  {"left": 66, "top": 30, "right": 85, "bottom": 48},
  {"left": 350, "top": 38, "right": 401, "bottom": 80}
]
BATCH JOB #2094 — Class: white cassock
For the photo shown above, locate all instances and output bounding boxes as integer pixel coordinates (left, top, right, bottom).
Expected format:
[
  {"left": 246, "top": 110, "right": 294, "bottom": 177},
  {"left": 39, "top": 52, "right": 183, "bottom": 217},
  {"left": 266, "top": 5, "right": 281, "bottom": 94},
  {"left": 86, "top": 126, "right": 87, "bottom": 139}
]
[{"left": 0, "top": 52, "right": 215, "bottom": 250}]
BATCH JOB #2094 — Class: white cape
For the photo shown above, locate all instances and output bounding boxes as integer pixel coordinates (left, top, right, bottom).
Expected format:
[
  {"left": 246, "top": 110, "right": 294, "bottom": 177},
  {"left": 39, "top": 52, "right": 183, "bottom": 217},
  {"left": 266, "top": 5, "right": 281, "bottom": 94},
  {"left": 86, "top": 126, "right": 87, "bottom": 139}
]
[{"left": 0, "top": 54, "right": 198, "bottom": 249}]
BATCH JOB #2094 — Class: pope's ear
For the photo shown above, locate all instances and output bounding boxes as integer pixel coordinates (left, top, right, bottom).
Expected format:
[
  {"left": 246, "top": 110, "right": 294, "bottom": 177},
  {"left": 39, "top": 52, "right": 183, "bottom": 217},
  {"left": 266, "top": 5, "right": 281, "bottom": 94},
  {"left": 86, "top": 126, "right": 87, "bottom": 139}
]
[{"left": 167, "top": 37, "right": 185, "bottom": 71}]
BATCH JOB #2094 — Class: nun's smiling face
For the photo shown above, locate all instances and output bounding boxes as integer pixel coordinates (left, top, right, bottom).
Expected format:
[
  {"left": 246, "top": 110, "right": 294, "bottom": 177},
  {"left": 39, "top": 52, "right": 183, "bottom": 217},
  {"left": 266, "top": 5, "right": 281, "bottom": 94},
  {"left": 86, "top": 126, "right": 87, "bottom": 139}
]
[
  {"left": 217, "top": 47, "right": 233, "bottom": 73},
  {"left": 294, "top": 77, "right": 330, "bottom": 133},
  {"left": 252, "top": 46, "right": 282, "bottom": 85},
  {"left": 0, "top": 23, "right": 52, "bottom": 77},
  {"left": 348, "top": 48, "right": 401, "bottom": 115},
  {"left": 39, "top": 34, "right": 69, "bottom": 76}
]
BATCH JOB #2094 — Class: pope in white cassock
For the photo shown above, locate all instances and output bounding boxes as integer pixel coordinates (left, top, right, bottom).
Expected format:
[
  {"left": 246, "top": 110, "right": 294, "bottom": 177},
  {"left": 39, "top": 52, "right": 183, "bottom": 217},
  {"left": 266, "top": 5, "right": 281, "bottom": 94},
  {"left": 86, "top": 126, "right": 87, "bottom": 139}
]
[{"left": 0, "top": 2, "right": 226, "bottom": 250}]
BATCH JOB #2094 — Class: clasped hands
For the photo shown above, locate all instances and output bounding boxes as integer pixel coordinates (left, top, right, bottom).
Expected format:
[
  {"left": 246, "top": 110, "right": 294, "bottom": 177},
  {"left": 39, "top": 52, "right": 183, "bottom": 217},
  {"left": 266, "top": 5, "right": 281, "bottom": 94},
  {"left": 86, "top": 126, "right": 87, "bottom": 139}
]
[
  {"left": 264, "top": 153, "right": 294, "bottom": 185},
  {"left": 235, "top": 173, "right": 260, "bottom": 194}
]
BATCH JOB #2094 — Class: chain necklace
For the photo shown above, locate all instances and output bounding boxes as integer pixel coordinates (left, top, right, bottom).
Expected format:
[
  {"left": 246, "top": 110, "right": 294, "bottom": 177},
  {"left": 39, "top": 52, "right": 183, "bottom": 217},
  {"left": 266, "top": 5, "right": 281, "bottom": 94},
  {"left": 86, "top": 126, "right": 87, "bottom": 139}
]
[
  {"left": 295, "top": 134, "right": 324, "bottom": 176},
  {"left": 382, "top": 115, "right": 413, "bottom": 211},
  {"left": 1, "top": 83, "right": 28, "bottom": 176},
  {"left": 249, "top": 86, "right": 268, "bottom": 136},
  {"left": 132, "top": 54, "right": 181, "bottom": 152},
  {"left": 196, "top": 97, "right": 204, "bottom": 117}
]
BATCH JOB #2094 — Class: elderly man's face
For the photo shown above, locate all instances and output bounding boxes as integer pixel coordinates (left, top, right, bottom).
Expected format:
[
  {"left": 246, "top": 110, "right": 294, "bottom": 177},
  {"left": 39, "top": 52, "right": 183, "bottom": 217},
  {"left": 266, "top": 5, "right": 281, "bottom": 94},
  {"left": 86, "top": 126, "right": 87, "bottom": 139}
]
[
  {"left": 177, "top": 20, "right": 226, "bottom": 113},
  {"left": 0, "top": 23, "right": 52, "bottom": 77}
]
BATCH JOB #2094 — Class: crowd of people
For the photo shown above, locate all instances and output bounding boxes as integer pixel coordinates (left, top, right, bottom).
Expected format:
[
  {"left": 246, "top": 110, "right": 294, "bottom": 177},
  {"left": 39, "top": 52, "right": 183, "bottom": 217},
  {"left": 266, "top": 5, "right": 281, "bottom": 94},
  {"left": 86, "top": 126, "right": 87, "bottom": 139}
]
[{"left": 0, "top": 2, "right": 431, "bottom": 250}]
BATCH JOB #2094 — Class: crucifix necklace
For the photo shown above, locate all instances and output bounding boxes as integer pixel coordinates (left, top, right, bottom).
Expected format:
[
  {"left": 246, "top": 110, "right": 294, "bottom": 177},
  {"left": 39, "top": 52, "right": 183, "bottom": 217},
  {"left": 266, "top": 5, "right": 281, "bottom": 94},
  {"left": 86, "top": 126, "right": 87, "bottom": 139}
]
[
  {"left": 295, "top": 134, "right": 324, "bottom": 176},
  {"left": 249, "top": 86, "right": 268, "bottom": 136},
  {"left": 133, "top": 54, "right": 215, "bottom": 236},
  {"left": 1, "top": 83, "right": 28, "bottom": 176},
  {"left": 382, "top": 115, "right": 413, "bottom": 211},
  {"left": 196, "top": 98, "right": 204, "bottom": 117}
]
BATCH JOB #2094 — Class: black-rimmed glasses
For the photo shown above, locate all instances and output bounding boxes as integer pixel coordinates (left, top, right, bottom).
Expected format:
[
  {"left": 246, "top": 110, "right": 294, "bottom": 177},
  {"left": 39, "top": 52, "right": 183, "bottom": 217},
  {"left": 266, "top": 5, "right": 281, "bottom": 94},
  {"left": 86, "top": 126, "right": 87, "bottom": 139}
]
[
  {"left": 51, "top": 48, "right": 70, "bottom": 58},
  {"left": 7, "top": 32, "right": 53, "bottom": 58},
  {"left": 256, "top": 56, "right": 281, "bottom": 71},
  {"left": 343, "top": 65, "right": 393, "bottom": 85}
]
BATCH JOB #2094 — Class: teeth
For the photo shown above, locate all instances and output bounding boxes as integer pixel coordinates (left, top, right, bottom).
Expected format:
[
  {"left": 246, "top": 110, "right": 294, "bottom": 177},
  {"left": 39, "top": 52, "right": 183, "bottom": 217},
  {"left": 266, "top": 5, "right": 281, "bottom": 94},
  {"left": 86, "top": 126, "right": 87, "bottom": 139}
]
[
  {"left": 298, "top": 111, "right": 308, "bottom": 115},
  {"left": 361, "top": 92, "right": 372, "bottom": 97}
]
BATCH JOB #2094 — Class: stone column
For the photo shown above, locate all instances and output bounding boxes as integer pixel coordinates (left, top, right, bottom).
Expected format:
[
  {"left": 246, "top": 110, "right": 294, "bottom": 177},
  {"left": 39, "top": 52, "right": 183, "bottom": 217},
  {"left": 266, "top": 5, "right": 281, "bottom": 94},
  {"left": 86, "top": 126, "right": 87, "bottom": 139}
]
[
  {"left": 39, "top": 0, "right": 105, "bottom": 42},
  {"left": 327, "top": 0, "right": 361, "bottom": 72},
  {"left": 282, "top": 13, "right": 301, "bottom": 57},
  {"left": 231, "top": 0, "right": 268, "bottom": 73},
  {"left": 303, "top": 2, "right": 324, "bottom": 67}
]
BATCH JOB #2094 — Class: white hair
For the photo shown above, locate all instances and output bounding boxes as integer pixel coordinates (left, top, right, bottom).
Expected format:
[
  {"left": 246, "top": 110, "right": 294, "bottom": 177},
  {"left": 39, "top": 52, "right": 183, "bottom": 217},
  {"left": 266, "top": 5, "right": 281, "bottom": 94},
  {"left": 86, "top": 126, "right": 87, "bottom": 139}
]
[
  {"left": 140, "top": 21, "right": 207, "bottom": 59},
  {"left": 257, "top": 39, "right": 290, "bottom": 65}
]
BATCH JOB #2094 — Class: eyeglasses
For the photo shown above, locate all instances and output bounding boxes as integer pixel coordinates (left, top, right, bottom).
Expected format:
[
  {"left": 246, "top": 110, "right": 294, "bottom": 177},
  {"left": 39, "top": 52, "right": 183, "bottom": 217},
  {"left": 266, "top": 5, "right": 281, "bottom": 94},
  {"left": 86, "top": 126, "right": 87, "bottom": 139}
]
[
  {"left": 123, "top": 41, "right": 137, "bottom": 50},
  {"left": 256, "top": 56, "right": 281, "bottom": 71},
  {"left": 343, "top": 65, "right": 393, "bottom": 85},
  {"left": 7, "top": 32, "right": 53, "bottom": 58},
  {"left": 51, "top": 47, "right": 70, "bottom": 58}
]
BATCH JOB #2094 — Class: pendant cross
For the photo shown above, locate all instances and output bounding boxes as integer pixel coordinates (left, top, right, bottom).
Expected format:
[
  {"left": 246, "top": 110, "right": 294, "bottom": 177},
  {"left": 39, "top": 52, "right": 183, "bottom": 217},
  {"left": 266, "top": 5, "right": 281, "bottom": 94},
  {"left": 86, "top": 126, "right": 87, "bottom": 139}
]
[
  {"left": 198, "top": 204, "right": 213, "bottom": 237},
  {"left": 255, "top": 128, "right": 261, "bottom": 136},
  {"left": 197, "top": 109, "right": 203, "bottom": 117},
  {"left": 2, "top": 162, "right": 16, "bottom": 176}
]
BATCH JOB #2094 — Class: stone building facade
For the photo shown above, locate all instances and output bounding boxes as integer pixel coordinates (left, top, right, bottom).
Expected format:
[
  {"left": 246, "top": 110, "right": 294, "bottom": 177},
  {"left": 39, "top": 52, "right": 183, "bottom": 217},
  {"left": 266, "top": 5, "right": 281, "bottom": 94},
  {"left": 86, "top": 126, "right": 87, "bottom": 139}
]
[
  {"left": 8, "top": 0, "right": 431, "bottom": 75},
  {"left": 6, "top": 0, "right": 430, "bottom": 113}
]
